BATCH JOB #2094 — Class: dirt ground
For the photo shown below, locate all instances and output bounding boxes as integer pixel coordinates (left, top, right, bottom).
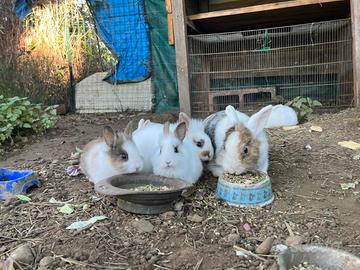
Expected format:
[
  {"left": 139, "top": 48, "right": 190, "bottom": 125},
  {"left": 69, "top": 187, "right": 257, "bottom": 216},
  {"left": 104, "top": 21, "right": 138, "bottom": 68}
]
[{"left": 1, "top": 109, "right": 360, "bottom": 270}]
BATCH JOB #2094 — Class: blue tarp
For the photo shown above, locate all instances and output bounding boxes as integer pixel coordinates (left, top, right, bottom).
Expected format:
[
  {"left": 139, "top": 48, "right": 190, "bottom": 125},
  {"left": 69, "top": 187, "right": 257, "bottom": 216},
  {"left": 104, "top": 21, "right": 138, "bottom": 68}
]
[
  {"left": 14, "top": 0, "right": 152, "bottom": 83},
  {"left": 87, "top": 0, "right": 151, "bottom": 82},
  {"left": 15, "top": 0, "right": 33, "bottom": 19}
]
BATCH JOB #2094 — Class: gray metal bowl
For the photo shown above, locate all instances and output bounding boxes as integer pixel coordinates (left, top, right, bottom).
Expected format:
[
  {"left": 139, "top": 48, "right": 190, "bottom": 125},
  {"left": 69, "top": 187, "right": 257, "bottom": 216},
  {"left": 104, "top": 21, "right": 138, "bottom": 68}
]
[
  {"left": 278, "top": 245, "right": 360, "bottom": 270},
  {"left": 95, "top": 174, "right": 190, "bottom": 215}
]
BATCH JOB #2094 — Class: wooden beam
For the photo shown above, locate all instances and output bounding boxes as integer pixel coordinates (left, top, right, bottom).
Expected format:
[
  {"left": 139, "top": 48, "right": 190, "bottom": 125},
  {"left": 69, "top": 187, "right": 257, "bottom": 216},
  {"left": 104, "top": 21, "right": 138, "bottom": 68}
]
[
  {"left": 189, "top": 0, "right": 344, "bottom": 20},
  {"left": 165, "top": 0, "right": 174, "bottom": 45},
  {"left": 351, "top": 0, "right": 360, "bottom": 107},
  {"left": 172, "top": 0, "right": 191, "bottom": 115}
]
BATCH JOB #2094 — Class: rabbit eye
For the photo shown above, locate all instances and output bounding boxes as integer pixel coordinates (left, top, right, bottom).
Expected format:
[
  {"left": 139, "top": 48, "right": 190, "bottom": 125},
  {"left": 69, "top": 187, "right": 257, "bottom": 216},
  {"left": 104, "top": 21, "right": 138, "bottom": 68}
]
[
  {"left": 119, "top": 152, "right": 128, "bottom": 160},
  {"left": 196, "top": 140, "right": 204, "bottom": 148},
  {"left": 174, "top": 146, "right": 179, "bottom": 153},
  {"left": 243, "top": 146, "right": 249, "bottom": 155}
]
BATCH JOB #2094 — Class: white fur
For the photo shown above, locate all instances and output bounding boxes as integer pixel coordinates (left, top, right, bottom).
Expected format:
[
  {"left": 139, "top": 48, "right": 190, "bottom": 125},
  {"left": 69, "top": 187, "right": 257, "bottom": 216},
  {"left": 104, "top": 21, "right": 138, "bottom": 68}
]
[
  {"left": 206, "top": 105, "right": 271, "bottom": 177},
  {"left": 134, "top": 116, "right": 214, "bottom": 162},
  {"left": 81, "top": 132, "right": 143, "bottom": 184},
  {"left": 132, "top": 123, "right": 163, "bottom": 173},
  {"left": 151, "top": 126, "right": 203, "bottom": 184},
  {"left": 266, "top": 104, "right": 298, "bottom": 128}
]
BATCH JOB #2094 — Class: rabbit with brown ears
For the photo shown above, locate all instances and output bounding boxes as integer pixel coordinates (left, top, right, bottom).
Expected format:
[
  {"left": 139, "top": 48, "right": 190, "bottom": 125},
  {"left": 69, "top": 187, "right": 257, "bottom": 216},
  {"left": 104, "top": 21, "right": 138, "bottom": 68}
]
[
  {"left": 204, "top": 104, "right": 297, "bottom": 177},
  {"left": 80, "top": 121, "right": 144, "bottom": 184}
]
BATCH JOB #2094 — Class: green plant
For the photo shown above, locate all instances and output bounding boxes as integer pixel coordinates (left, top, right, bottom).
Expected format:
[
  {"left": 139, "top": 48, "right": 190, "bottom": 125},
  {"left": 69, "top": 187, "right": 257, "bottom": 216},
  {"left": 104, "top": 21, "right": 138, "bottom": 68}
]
[
  {"left": 0, "top": 95, "right": 58, "bottom": 145},
  {"left": 286, "top": 96, "right": 322, "bottom": 123}
]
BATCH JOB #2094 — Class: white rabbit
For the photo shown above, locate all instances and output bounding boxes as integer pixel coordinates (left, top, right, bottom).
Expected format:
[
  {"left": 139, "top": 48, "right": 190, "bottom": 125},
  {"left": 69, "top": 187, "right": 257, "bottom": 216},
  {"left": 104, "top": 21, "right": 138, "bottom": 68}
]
[
  {"left": 151, "top": 122, "right": 203, "bottom": 184},
  {"left": 134, "top": 112, "right": 214, "bottom": 162},
  {"left": 80, "top": 122, "right": 143, "bottom": 184},
  {"left": 266, "top": 104, "right": 298, "bottom": 128},
  {"left": 204, "top": 105, "right": 273, "bottom": 177}
]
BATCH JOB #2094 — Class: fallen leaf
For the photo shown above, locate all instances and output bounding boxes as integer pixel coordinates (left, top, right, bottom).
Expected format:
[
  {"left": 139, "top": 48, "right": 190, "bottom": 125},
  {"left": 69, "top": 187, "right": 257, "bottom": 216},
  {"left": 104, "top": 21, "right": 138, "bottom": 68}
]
[
  {"left": 66, "top": 216, "right": 107, "bottom": 231},
  {"left": 309, "top": 125, "right": 323, "bottom": 132},
  {"left": 49, "top": 197, "right": 64, "bottom": 204},
  {"left": 340, "top": 182, "right": 357, "bottom": 190},
  {"left": 338, "top": 141, "right": 360, "bottom": 150},
  {"left": 282, "top": 125, "right": 300, "bottom": 131},
  {"left": 16, "top": 195, "right": 31, "bottom": 202},
  {"left": 58, "top": 204, "right": 74, "bottom": 214}
]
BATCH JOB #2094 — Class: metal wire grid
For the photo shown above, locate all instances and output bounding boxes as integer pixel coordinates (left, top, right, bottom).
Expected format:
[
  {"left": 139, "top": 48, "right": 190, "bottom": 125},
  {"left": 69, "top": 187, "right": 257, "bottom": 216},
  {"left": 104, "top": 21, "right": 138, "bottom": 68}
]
[
  {"left": 188, "top": 19, "right": 353, "bottom": 117},
  {"left": 77, "top": 0, "right": 178, "bottom": 113}
]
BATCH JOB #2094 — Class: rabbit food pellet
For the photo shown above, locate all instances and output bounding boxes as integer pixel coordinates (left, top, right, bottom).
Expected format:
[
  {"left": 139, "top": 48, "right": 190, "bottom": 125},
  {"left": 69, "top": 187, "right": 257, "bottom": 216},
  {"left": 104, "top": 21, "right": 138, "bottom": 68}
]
[
  {"left": 130, "top": 184, "right": 170, "bottom": 192},
  {"left": 222, "top": 171, "right": 264, "bottom": 185},
  {"left": 290, "top": 262, "right": 326, "bottom": 270}
]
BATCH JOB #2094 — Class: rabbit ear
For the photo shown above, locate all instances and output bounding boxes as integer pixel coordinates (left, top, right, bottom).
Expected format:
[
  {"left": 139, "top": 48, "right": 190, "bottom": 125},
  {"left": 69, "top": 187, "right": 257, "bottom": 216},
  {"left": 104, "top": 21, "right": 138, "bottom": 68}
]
[
  {"left": 103, "top": 126, "right": 116, "bottom": 148},
  {"left": 163, "top": 121, "right": 170, "bottom": 136},
  {"left": 225, "top": 105, "right": 239, "bottom": 124},
  {"left": 179, "top": 112, "right": 191, "bottom": 128},
  {"left": 124, "top": 120, "right": 134, "bottom": 140},
  {"left": 174, "top": 122, "right": 187, "bottom": 142},
  {"left": 246, "top": 105, "right": 273, "bottom": 136}
]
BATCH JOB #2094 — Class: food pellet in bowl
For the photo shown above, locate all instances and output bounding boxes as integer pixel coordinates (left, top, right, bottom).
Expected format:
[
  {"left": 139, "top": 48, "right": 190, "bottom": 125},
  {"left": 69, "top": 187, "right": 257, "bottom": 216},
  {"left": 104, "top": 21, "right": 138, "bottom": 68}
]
[
  {"left": 222, "top": 171, "right": 265, "bottom": 185},
  {"left": 290, "top": 262, "right": 327, "bottom": 270},
  {"left": 130, "top": 184, "right": 170, "bottom": 192}
]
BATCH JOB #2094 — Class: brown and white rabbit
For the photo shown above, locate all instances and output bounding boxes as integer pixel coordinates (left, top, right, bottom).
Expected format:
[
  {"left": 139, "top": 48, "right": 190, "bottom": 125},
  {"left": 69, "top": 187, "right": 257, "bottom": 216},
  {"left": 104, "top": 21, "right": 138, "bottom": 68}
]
[
  {"left": 204, "top": 104, "right": 298, "bottom": 177},
  {"left": 80, "top": 122, "right": 143, "bottom": 184}
]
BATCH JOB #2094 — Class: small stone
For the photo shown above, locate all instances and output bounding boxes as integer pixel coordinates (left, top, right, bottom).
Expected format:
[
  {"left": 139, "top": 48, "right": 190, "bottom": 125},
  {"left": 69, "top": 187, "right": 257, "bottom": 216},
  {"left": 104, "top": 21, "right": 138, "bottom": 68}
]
[
  {"left": 186, "top": 214, "right": 203, "bottom": 223},
  {"left": 174, "top": 201, "right": 183, "bottom": 211},
  {"left": 255, "top": 236, "right": 274, "bottom": 255},
  {"left": 39, "top": 256, "right": 54, "bottom": 267},
  {"left": 52, "top": 159, "right": 59, "bottom": 164},
  {"left": 131, "top": 219, "right": 154, "bottom": 233},
  {"left": 8, "top": 244, "right": 35, "bottom": 267}
]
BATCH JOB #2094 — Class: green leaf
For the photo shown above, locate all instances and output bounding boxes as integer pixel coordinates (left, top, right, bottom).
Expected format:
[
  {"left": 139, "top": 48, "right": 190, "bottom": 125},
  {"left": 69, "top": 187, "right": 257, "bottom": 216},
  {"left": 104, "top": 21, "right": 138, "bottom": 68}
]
[
  {"left": 58, "top": 204, "right": 74, "bottom": 214},
  {"left": 17, "top": 194, "right": 31, "bottom": 202},
  {"left": 23, "top": 123, "right": 32, "bottom": 128},
  {"left": 312, "top": 100, "right": 322, "bottom": 106}
]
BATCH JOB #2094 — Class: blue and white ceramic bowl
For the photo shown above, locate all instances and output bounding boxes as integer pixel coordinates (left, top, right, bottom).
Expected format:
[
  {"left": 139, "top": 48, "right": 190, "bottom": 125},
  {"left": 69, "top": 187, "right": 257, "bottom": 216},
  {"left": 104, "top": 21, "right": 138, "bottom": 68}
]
[{"left": 216, "top": 171, "right": 274, "bottom": 207}]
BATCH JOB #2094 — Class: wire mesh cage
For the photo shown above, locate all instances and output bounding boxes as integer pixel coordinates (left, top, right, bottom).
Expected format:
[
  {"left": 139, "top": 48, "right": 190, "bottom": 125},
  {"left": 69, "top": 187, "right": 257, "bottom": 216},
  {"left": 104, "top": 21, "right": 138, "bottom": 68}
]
[
  {"left": 188, "top": 19, "right": 353, "bottom": 117},
  {"left": 76, "top": 0, "right": 179, "bottom": 113}
]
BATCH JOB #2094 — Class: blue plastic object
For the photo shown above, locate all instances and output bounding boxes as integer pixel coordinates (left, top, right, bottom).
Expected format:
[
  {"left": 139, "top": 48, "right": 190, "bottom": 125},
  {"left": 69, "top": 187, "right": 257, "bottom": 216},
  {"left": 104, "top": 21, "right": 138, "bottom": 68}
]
[
  {"left": 216, "top": 174, "right": 274, "bottom": 207},
  {"left": 0, "top": 168, "right": 40, "bottom": 200}
]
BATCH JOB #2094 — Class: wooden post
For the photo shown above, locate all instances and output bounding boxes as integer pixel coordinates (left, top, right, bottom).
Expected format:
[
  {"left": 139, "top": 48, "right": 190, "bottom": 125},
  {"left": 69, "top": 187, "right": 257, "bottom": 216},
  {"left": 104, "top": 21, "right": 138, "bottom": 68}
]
[
  {"left": 351, "top": 0, "right": 360, "bottom": 107},
  {"left": 165, "top": 0, "right": 174, "bottom": 45},
  {"left": 172, "top": 0, "right": 192, "bottom": 115}
]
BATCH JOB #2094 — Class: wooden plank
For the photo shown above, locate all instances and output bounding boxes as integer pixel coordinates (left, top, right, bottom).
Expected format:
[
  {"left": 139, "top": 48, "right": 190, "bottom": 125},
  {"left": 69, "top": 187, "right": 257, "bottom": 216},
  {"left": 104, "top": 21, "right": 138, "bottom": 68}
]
[
  {"left": 173, "top": 0, "right": 192, "bottom": 115},
  {"left": 351, "top": 0, "right": 360, "bottom": 107},
  {"left": 189, "top": 0, "right": 344, "bottom": 20},
  {"left": 165, "top": 0, "right": 172, "bottom": 13},
  {"left": 167, "top": 13, "right": 175, "bottom": 45}
]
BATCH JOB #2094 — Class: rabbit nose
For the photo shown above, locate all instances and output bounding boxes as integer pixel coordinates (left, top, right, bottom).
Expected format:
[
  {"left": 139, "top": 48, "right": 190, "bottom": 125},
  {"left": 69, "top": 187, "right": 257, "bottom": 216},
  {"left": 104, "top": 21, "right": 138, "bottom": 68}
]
[
  {"left": 165, "top": 161, "right": 171, "bottom": 166},
  {"left": 201, "top": 151, "right": 210, "bottom": 158}
]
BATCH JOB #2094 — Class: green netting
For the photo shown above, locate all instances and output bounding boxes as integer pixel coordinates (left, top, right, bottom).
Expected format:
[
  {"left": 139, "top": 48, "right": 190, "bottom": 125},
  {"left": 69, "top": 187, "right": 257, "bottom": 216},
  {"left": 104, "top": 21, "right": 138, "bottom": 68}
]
[{"left": 145, "top": 0, "right": 179, "bottom": 113}]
